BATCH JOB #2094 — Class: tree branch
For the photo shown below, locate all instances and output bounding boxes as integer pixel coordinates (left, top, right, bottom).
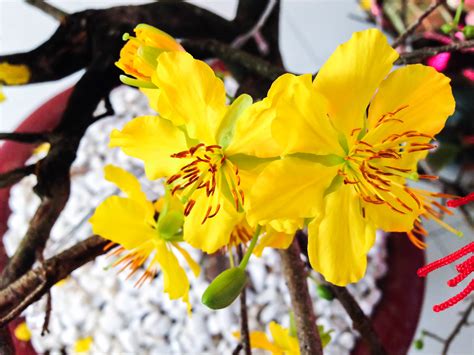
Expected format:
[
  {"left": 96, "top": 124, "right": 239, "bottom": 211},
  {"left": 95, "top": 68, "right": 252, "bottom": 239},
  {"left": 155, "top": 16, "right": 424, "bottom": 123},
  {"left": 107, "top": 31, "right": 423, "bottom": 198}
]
[
  {"left": 396, "top": 39, "right": 474, "bottom": 64},
  {"left": 0, "top": 132, "right": 50, "bottom": 144},
  {"left": 237, "top": 246, "right": 251, "bottom": 355},
  {"left": 392, "top": 0, "right": 446, "bottom": 48},
  {"left": 0, "top": 236, "right": 109, "bottom": 322},
  {"left": 0, "top": 164, "right": 36, "bottom": 189},
  {"left": 328, "top": 285, "right": 387, "bottom": 355},
  {"left": 442, "top": 301, "right": 473, "bottom": 355},
  {"left": 279, "top": 239, "right": 322, "bottom": 355},
  {"left": 25, "top": 0, "right": 68, "bottom": 21}
]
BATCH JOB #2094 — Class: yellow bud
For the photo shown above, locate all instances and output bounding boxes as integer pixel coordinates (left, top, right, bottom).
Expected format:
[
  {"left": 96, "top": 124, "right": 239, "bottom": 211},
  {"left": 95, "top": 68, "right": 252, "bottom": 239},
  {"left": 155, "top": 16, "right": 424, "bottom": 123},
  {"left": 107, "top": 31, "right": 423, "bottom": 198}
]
[
  {"left": 14, "top": 322, "right": 31, "bottom": 342},
  {"left": 202, "top": 267, "right": 247, "bottom": 309}
]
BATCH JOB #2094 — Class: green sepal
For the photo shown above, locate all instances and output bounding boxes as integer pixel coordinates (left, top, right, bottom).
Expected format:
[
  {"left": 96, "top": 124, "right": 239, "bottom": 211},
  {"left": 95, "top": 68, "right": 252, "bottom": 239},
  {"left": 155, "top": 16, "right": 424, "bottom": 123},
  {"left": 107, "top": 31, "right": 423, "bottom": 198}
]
[
  {"left": 201, "top": 267, "right": 247, "bottom": 309},
  {"left": 290, "top": 153, "right": 345, "bottom": 167},
  {"left": 318, "top": 325, "right": 333, "bottom": 348},
  {"left": 119, "top": 75, "right": 157, "bottom": 89},
  {"left": 316, "top": 284, "right": 335, "bottom": 301},
  {"left": 463, "top": 25, "right": 474, "bottom": 39},
  {"left": 323, "top": 174, "right": 343, "bottom": 197},
  {"left": 217, "top": 94, "right": 253, "bottom": 149}
]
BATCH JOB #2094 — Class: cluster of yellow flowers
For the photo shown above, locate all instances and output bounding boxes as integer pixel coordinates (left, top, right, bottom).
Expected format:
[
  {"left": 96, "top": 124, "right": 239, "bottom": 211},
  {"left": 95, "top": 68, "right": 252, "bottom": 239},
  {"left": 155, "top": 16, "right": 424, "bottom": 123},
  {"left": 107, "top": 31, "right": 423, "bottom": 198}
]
[{"left": 89, "top": 24, "right": 459, "bottom": 311}]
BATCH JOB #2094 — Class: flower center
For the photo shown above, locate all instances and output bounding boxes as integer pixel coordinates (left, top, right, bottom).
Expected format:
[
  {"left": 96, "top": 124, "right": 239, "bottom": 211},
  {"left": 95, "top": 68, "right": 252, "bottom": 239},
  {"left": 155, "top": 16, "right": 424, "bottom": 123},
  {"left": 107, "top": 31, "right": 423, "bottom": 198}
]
[{"left": 167, "top": 143, "right": 244, "bottom": 224}]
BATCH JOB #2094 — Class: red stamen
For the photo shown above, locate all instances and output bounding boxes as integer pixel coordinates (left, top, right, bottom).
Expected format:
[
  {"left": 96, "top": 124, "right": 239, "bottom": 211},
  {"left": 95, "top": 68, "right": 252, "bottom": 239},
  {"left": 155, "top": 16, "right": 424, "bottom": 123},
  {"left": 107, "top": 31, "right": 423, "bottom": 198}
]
[
  {"left": 447, "top": 192, "right": 474, "bottom": 208},
  {"left": 433, "top": 280, "right": 474, "bottom": 312}
]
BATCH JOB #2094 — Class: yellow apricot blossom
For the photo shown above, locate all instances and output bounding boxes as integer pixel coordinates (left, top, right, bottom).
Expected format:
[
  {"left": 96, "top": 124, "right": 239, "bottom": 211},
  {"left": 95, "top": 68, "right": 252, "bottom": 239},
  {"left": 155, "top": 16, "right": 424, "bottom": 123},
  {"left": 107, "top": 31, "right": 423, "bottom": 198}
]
[
  {"left": 249, "top": 29, "right": 457, "bottom": 286},
  {"left": 89, "top": 165, "right": 200, "bottom": 308},
  {"left": 234, "top": 322, "right": 299, "bottom": 355},
  {"left": 110, "top": 51, "right": 284, "bottom": 254},
  {"left": 0, "top": 62, "right": 30, "bottom": 102}
]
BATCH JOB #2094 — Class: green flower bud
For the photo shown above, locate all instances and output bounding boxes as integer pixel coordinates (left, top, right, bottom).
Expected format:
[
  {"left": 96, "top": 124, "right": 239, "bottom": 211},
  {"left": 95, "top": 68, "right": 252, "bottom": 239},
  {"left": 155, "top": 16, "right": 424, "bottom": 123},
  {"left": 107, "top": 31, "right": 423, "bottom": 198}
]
[
  {"left": 414, "top": 338, "right": 424, "bottom": 350},
  {"left": 463, "top": 25, "right": 474, "bottom": 39},
  {"left": 202, "top": 267, "right": 247, "bottom": 309},
  {"left": 441, "top": 23, "right": 455, "bottom": 34},
  {"left": 316, "top": 284, "right": 334, "bottom": 301}
]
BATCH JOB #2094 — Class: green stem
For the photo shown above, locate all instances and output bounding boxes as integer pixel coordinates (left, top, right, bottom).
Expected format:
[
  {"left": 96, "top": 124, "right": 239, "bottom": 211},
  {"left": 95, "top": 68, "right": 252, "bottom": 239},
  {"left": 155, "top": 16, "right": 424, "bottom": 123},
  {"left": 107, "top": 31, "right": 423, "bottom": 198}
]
[
  {"left": 453, "top": 0, "right": 464, "bottom": 27},
  {"left": 238, "top": 225, "right": 261, "bottom": 269}
]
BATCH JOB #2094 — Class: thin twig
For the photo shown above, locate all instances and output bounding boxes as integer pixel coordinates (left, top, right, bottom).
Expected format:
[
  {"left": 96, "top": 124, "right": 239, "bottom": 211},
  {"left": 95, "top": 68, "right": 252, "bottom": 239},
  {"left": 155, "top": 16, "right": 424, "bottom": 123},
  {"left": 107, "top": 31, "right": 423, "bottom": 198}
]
[
  {"left": 279, "top": 239, "right": 323, "bottom": 355},
  {"left": 0, "top": 164, "right": 36, "bottom": 189},
  {"left": 237, "top": 245, "right": 251, "bottom": 355},
  {"left": 442, "top": 301, "right": 473, "bottom": 355},
  {"left": 232, "top": 0, "right": 277, "bottom": 55},
  {"left": 0, "top": 132, "right": 50, "bottom": 144},
  {"left": 422, "top": 330, "right": 445, "bottom": 343},
  {"left": 0, "top": 236, "right": 110, "bottom": 319},
  {"left": 393, "top": 0, "right": 446, "bottom": 48},
  {"left": 396, "top": 39, "right": 474, "bottom": 64},
  {"left": 328, "top": 285, "right": 387, "bottom": 355},
  {"left": 25, "top": 0, "right": 68, "bottom": 21},
  {"left": 401, "top": 0, "right": 408, "bottom": 29},
  {"left": 41, "top": 291, "right": 52, "bottom": 335}
]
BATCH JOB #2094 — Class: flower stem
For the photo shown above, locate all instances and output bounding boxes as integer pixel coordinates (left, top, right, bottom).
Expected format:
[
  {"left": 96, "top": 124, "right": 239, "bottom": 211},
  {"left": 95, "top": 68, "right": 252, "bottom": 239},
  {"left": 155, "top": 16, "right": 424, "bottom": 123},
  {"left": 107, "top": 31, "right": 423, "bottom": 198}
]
[{"left": 238, "top": 225, "right": 261, "bottom": 269}]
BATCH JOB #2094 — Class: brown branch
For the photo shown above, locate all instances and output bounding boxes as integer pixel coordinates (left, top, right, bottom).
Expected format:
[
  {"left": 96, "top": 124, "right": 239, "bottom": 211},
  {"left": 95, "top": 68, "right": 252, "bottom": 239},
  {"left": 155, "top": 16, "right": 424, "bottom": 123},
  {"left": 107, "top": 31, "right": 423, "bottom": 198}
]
[
  {"left": 328, "top": 285, "right": 387, "bottom": 355},
  {"left": 0, "top": 236, "right": 109, "bottom": 322},
  {"left": 396, "top": 39, "right": 474, "bottom": 64},
  {"left": 25, "top": 0, "right": 68, "bottom": 21},
  {"left": 442, "top": 301, "right": 473, "bottom": 355},
  {"left": 237, "top": 246, "right": 251, "bottom": 355},
  {"left": 0, "top": 329, "right": 14, "bottom": 355},
  {"left": 392, "top": 0, "right": 446, "bottom": 48},
  {"left": 182, "top": 39, "right": 285, "bottom": 81},
  {"left": 0, "top": 164, "right": 36, "bottom": 189},
  {"left": 0, "top": 132, "right": 50, "bottom": 144},
  {"left": 279, "top": 239, "right": 323, "bottom": 355},
  {"left": 422, "top": 330, "right": 445, "bottom": 343}
]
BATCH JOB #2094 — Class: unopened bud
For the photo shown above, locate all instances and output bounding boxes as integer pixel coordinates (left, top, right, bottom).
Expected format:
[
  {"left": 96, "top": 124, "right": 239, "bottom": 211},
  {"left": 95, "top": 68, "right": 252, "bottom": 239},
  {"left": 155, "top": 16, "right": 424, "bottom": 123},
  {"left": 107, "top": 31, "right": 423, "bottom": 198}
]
[{"left": 202, "top": 267, "right": 247, "bottom": 309}]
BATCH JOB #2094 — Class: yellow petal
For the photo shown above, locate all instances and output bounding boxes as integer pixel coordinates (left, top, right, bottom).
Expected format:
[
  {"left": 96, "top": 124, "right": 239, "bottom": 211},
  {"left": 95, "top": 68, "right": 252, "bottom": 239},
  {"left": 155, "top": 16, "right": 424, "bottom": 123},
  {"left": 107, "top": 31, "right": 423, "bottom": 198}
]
[
  {"left": 254, "top": 227, "right": 295, "bottom": 257},
  {"left": 308, "top": 184, "right": 376, "bottom": 286},
  {"left": 363, "top": 184, "right": 420, "bottom": 232},
  {"left": 225, "top": 96, "right": 283, "bottom": 158},
  {"left": 269, "top": 322, "right": 299, "bottom": 354},
  {"left": 248, "top": 157, "right": 338, "bottom": 225},
  {"left": 365, "top": 64, "right": 455, "bottom": 143},
  {"left": 270, "top": 73, "right": 343, "bottom": 156},
  {"left": 0, "top": 62, "right": 31, "bottom": 84},
  {"left": 109, "top": 115, "right": 188, "bottom": 179},
  {"left": 183, "top": 192, "right": 240, "bottom": 253},
  {"left": 90, "top": 196, "right": 156, "bottom": 250},
  {"left": 135, "top": 24, "right": 184, "bottom": 52},
  {"left": 0, "top": 87, "right": 5, "bottom": 102},
  {"left": 14, "top": 322, "right": 31, "bottom": 342},
  {"left": 152, "top": 240, "right": 190, "bottom": 302},
  {"left": 313, "top": 29, "right": 398, "bottom": 138},
  {"left": 172, "top": 242, "right": 201, "bottom": 277},
  {"left": 154, "top": 51, "right": 227, "bottom": 143},
  {"left": 74, "top": 336, "right": 93, "bottom": 353},
  {"left": 234, "top": 330, "right": 282, "bottom": 354}
]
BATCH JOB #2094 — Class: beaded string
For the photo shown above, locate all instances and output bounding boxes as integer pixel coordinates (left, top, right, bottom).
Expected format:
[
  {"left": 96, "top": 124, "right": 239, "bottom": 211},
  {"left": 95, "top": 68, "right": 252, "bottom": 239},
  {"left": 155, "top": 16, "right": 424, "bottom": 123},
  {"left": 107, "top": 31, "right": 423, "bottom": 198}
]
[{"left": 417, "top": 193, "right": 473, "bottom": 312}]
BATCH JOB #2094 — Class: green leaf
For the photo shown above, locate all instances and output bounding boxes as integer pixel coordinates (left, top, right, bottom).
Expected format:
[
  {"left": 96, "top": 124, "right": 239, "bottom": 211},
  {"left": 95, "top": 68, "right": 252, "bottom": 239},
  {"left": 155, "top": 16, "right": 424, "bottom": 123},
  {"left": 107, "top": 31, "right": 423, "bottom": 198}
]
[{"left": 217, "top": 94, "right": 253, "bottom": 149}]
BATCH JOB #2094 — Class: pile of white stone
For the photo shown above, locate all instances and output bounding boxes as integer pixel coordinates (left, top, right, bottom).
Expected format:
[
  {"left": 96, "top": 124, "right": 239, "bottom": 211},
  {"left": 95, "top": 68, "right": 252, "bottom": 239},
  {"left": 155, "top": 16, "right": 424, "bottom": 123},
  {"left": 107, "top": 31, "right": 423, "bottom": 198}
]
[{"left": 3, "top": 87, "right": 387, "bottom": 354}]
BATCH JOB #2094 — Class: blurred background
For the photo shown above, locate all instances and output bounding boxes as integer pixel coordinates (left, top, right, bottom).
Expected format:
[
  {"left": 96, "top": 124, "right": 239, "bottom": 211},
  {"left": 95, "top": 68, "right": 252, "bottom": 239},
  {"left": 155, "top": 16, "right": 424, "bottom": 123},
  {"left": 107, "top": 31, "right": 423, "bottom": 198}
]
[{"left": 1, "top": 1, "right": 473, "bottom": 354}]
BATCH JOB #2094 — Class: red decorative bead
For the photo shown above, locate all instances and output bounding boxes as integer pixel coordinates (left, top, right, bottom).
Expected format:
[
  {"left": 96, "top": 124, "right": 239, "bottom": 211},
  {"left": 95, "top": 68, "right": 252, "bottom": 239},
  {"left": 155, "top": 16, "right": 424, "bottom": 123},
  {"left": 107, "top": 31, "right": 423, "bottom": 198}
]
[{"left": 447, "top": 192, "right": 474, "bottom": 208}]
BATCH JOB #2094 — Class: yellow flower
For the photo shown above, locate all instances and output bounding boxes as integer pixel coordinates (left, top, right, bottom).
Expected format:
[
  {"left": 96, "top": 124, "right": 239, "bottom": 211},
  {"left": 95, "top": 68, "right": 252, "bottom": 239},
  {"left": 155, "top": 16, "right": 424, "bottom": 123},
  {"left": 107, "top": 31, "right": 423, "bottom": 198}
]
[
  {"left": 89, "top": 165, "right": 200, "bottom": 308},
  {"left": 249, "top": 29, "right": 457, "bottom": 286},
  {"left": 116, "top": 24, "right": 184, "bottom": 85},
  {"left": 14, "top": 322, "right": 31, "bottom": 342},
  {"left": 0, "top": 62, "right": 30, "bottom": 102},
  {"left": 74, "top": 336, "right": 93, "bottom": 353},
  {"left": 234, "top": 321, "right": 299, "bottom": 355},
  {"left": 110, "top": 51, "right": 281, "bottom": 254}
]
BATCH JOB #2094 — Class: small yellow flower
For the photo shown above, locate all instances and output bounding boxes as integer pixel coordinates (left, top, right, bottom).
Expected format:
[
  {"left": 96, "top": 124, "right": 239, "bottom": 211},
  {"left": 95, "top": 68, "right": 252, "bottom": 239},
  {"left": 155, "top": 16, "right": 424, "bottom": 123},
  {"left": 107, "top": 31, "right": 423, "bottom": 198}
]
[
  {"left": 234, "top": 321, "right": 299, "bottom": 355},
  {"left": 110, "top": 51, "right": 283, "bottom": 253},
  {"left": 14, "top": 322, "right": 31, "bottom": 342},
  {"left": 74, "top": 336, "right": 93, "bottom": 353},
  {"left": 116, "top": 24, "right": 184, "bottom": 86},
  {"left": 89, "top": 165, "right": 200, "bottom": 308},
  {"left": 249, "top": 29, "right": 458, "bottom": 286},
  {"left": 0, "top": 62, "right": 30, "bottom": 102}
]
